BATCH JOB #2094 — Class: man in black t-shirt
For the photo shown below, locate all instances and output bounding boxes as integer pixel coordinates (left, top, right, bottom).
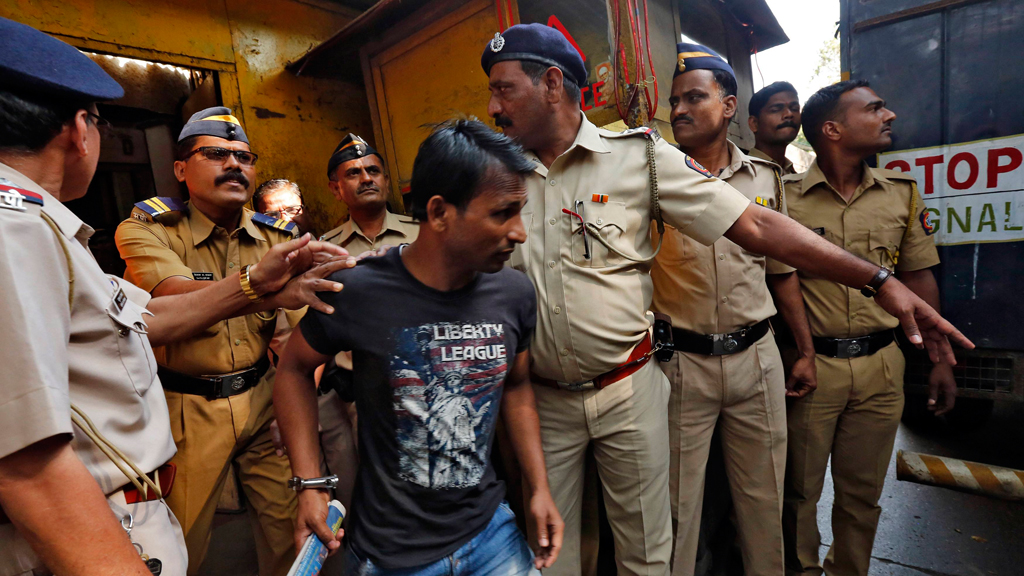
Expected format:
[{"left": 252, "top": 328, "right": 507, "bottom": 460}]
[{"left": 274, "top": 120, "right": 563, "bottom": 574}]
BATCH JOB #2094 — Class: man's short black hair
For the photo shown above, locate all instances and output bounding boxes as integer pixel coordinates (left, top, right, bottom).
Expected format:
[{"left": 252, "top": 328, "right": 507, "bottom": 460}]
[
  {"left": 710, "top": 69, "right": 738, "bottom": 100},
  {"left": 520, "top": 61, "right": 582, "bottom": 104},
  {"left": 407, "top": 119, "right": 534, "bottom": 221},
  {"left": 175, "top": 135, "right": 201, "bottom": 162},
  {"left": 0, "top": 90, "right": 89, "bottom": 152},
  {"left": 801, "top": 79, "right": 871, "bottom": 150},
  {"left": 749, "top": 81, "right": 798, "bottom": 118},
  {"left": 253, "top": 179, "right": 303, "bottom": 213}
]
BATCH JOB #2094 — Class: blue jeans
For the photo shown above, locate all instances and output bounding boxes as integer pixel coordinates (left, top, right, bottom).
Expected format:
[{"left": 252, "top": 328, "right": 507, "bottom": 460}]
[{"left": 344, "top": 502, "right": 540, "bottom": 576}]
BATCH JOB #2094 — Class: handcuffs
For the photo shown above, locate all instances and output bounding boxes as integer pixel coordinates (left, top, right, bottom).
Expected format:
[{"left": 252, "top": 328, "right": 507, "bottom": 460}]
[{"left": 287, "top": 475, "right": 339, "bottom": 491}]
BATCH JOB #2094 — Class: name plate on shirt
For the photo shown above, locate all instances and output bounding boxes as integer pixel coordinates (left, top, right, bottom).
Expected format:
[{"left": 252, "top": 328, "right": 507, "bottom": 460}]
[{"left": 193, "top": 272, "right": 214, "bottom": 281}]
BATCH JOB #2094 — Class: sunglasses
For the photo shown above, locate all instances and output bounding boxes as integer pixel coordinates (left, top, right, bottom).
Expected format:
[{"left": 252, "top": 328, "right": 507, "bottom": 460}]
[
  {"left": 183, "top": 146, "right": 259, "bottom": 167},
  {"left": 86, "top": 111, "right": 113, "bottom": 136}
]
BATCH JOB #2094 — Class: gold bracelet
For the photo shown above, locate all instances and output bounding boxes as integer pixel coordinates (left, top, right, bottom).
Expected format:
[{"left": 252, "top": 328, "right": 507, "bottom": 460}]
[{"left": 240, "top": 264, "right": 264, "bottom": 303}]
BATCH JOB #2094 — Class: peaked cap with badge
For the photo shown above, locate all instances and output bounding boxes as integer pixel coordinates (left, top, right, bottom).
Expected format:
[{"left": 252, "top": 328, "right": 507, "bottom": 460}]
[
  {"left": 178, "top": 106, "right": 249, "bottom": 144},
  {"left": 328, "top": 133, "right": 382, "bottom": 177},
  {"left": 674, "top": 42, "right": 734, "bottom": 80},
  {"left": 480, "top": 23, "right": 588, "bottom": 87}
]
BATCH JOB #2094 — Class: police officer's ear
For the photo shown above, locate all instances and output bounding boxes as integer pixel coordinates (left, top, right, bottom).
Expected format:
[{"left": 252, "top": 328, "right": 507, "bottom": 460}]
[
  {"left": 748, "top": 114, "right": 759, "bottom": 135},
  {"left": 722, "top": 94, "right": 738, "bottom": 121},
  {"left": 822, "top": 119, "right": 842, "bottom": 143},
  {"left": 173, "top": 157, "right": 188, "bottom": 183},
  {"left": 543, "top": 66, "right": 565, "bottom": 103},
  {"left": 327, "top": 175, "right": 344, "bottom": 202},
  {"left": 67, "top": 109, "right": 93, "bottom": 159}
]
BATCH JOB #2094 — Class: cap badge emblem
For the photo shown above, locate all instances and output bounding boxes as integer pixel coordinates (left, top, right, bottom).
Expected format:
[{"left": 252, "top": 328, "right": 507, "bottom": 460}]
[{"left": 491, "top": 32, "right": 505, "bottom": 52}]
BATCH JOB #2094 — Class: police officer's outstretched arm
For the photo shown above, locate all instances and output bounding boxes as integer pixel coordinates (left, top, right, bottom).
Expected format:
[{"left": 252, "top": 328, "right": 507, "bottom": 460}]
[{"left": 723, "top": 203, "right": 974, "bottom": 364}]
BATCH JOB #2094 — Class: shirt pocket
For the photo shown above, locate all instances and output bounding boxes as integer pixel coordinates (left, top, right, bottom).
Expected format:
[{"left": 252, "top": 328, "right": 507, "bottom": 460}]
[
  {"left": 106, "top": 298, "right": 157, "bottom": 396},
  {"left": 868, "top": 227, "right": 905, "bottom": 268},
  {"left": 572, "top": 201, "right": 629, "bottom": 268}
]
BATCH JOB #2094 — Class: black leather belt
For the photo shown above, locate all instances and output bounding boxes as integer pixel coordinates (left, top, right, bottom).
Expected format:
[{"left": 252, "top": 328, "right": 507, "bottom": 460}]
[
  {"left": 672, "top": 319, "right": 771, "bottom": 356},
  {"left": 158, "top": 356, "right": 270, "bottom": 399},
  {"left": 812, "top": 330, "right": 895, "bottom": 359}
]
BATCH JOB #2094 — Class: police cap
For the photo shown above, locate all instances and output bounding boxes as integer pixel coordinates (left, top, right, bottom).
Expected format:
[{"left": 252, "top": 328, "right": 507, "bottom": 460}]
[
  {"left": 674, "top": 42, "right": 735, "bottom": 81},
  {"left": 0, "top": 16, "right": 124, "bottom": 102},
  {"left": 480, "top": 23, "right": 588, "bottom": 87},
  {"left": 328, "top": 134, "right": 382, "bottom": 178},
  {"left": 178, "top": 107, "right": 249, "bottom": 144}
]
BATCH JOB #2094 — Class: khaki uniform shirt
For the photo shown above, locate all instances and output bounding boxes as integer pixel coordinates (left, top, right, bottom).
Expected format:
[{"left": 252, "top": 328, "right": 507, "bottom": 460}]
[
  {"left": 512, "top": 114, "right": 752, "bottom": 383},
  {"left": 0, "top": 163, "right": 176, "bottom": 501},
  {"left": 651, "top": 141, "right": 794, "bottom": 334},
  {"left": 320, "top": 209, "right": 419, "bottom": 255},
  {"left": 749, "top": 146, "right": 796, "bottom": 175},
  {"left": 115, "top": 204, "right": 295, "bottom": 375},
  {"left": 780, "top": 160, "right": 940, "bottom": 338}
]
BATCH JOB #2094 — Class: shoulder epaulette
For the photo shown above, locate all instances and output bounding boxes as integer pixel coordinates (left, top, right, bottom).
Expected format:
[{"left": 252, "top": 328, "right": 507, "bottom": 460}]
[
  {"left": 604, "top": 126, "right": 661, "bottom": 140},
  {"left": 132, "top": 197, "right": 187, "bottom": 222},
  {"left": 0, "top": 184, "right": 44, "bottom": 212},
  {"left": 251, "top": 212, "right": 297, "bottom": 235}
]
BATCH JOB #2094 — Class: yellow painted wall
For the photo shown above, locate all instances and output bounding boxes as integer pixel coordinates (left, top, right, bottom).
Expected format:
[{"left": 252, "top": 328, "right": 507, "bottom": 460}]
[{"left": 2, "top": 0, "right": 372, "bottom": 234}]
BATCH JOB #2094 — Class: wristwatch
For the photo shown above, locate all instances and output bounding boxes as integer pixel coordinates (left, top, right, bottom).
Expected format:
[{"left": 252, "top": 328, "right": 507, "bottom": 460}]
[
  {"left": 287, "top": 475, "right": 339, "bottom": 491},
  {"left": 861, "top": 267, "right": 893, "bottom": 298}
]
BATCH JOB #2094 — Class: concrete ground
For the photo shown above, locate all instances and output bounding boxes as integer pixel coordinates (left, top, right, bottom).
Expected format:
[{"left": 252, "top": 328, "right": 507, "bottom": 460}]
[{"left": 198, "top": 401, "right": 1024, "bottom": 576}]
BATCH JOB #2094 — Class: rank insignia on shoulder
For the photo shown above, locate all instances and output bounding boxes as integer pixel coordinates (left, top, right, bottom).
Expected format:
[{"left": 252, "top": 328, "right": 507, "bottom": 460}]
[
  {"left": 592, "top": 194, "right": 609, "bottom": 203},
  {"left": 685, "top": 156, "right": 713, "bottom": 178},
  {"left": 920, "top": 209, "right": 937, "bottom": 236},
  {"left": 251, "top": 212, "right": 297, "bottom": 234},
  {"left": 133, "top": 197, "right": 187, "bottom": 222},
  {"left": 754, "top": 196, "right": 775, "bottom": 209},
  {"left": 0, "top": 186, "right": 44, "bottom": 212}
]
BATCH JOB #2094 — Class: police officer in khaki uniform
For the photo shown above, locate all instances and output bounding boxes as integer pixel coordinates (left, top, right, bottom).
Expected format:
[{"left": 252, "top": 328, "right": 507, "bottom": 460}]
[
  {"left": 114, "top": 108, "right": 328, "bottom": 575},
  {"left": 480, "top": 24, "right": 970, "bottom": 576},
  {"left": 0, "top": 18, "right": 349, "bottom": 576},
  {"left": 652, "top": 45, "right": 791, "bottom": 576},
  {"left": 747, "top": 82, "right": 801, "bottom": 176},
  {"left": 768, "top": 80, "right": 958, "bottom": 576}
]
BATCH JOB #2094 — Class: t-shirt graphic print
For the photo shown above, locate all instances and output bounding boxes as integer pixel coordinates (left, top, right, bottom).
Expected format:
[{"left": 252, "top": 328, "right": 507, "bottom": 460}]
[{"left": 391, "top": 322, "right": 508, "bottom": 489}]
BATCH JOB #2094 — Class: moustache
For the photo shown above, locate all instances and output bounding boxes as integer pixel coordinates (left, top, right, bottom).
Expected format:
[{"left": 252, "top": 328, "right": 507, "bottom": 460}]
[
  {"left": 215, "top": 171, "right": 250, "bottom": 189},
  {"left": 672, "top": 115, "right": 694, "bottom": 126},
  {"left": 358, "top": 183, "right": 381, "bottom": 193},
  {"left": 776, "top": 121, "right": 799, "bottom": 130},
  {"left": 494, "top": 115, "right": 513, "bottom": 129}
]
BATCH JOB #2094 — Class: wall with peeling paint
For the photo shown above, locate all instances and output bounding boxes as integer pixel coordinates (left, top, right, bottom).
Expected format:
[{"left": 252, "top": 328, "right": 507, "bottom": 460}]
[{"left": 2, "top": 0, "right": 372, "bottom": 234}]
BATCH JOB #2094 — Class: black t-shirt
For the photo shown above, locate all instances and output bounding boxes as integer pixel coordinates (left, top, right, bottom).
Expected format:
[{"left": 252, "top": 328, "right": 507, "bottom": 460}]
[{"left": 300, "top": 248, "right": 537, "bottom": 569}]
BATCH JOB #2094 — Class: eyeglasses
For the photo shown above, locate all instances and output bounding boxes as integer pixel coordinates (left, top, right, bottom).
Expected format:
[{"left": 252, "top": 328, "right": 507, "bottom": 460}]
[
  {"left": 266, "top": 205, "right": 303, "bottom": 220},
  {"left": 86, "top": 111, "right": 112, "bottom": 136},
  {"left": 183, "top": 146, "right": 259, "bottom": 167}
]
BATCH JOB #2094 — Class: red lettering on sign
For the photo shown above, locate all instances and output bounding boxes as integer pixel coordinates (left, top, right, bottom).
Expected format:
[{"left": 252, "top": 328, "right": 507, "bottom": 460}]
[
  {"left": 580, "top": 86, "right": 592, "bottom": 111},
  {"left": 987, "top": 147, "right": 1023, "bottom": 188},
  {"left": 593, "top": 81, "right": 607, "bottom": 107},
  {"left": 547, "top": 15, "right": 586, "bottom": 61},
  {"left": 885, "top": 160, "right": 911, "bottom": 173},
  {"left": 947, "top": 152, "right": 979, "bottom": 190},
  {"left": 914, "top": 155, "right": 944, "bottom": 195}
]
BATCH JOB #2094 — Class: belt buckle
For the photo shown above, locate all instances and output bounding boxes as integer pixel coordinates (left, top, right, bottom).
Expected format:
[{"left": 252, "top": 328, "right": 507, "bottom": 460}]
[
  {"left": 560, "top": 380, "right": 595, "bottom": 392},
  {"left": 213, "top": 373, "right": 249, "bottom": 398},
  {"left": 711, "top": 334, "right": 740, "bottom": 356},
  {"left": 836, "top": 337, "right": 867, "bottom": 358}
]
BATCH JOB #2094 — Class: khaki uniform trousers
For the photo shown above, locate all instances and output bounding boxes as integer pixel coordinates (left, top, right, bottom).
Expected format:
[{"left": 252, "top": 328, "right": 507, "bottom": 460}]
[
  {"left": 783, "top": 342, "right": 905, "bottom": 576},
  {"left": 532, "top": 359, "right": 673, "bottom": 576},
  {"left": 164, "top": 367, "right": 297, "bottom": 576},
  {"left": 662, "top": 332, "right": 787, "bottom": 576}
]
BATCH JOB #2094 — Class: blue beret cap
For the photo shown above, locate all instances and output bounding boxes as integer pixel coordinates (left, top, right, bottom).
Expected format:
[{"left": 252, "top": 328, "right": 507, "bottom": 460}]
[
  {"left": 178, "top": 107, "right": 249, "bottom": 144},
  {"left": 0, "top": 16, "right": 123, "bottom": 102},
  {"left": 328, "top": 134, "right": 381, "bottom": 177},
  {"left": 481, "top": 23, "right": 588, "bottom": 87},
  {"left": 674, "top": 42, "right": 735, "bottom": 81}
]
